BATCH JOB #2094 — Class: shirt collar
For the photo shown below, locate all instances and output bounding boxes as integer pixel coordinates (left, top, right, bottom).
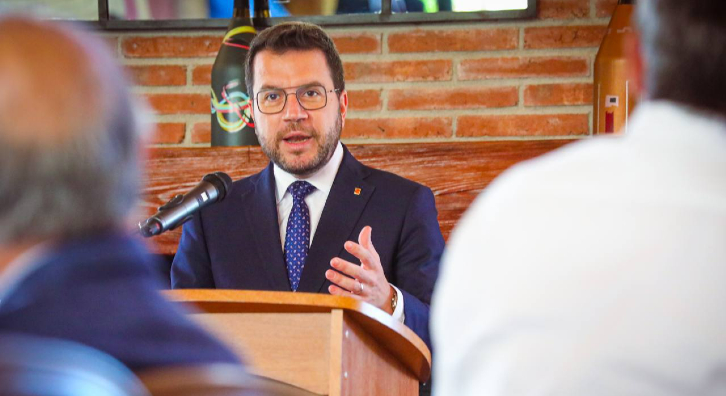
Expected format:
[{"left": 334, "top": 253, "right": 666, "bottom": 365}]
[
  {"left": 627, "top": 100, "right": 726, "bottom": 153},
  {"left": 274, "top": 141, "right": 344, "bottom": 203},
  {"left": 0, "top": 241, "right": 52, "bottom": 305}
]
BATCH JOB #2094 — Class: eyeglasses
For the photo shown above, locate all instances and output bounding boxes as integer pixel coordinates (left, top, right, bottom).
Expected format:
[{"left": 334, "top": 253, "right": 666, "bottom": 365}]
[{"left": 255, "top": 84, "right": 340, "bottom": 114}]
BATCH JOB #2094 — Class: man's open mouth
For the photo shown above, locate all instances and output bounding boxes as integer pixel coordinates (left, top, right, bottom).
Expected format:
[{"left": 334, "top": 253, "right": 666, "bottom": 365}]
[{"left": 283, "top": 132, "right": 313, "bottom": 143}]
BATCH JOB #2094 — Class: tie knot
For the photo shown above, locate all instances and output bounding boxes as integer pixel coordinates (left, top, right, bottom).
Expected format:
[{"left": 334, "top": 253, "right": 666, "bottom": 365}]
[{"left": 288, "top": 180, "right": 315, "bottom": 200}]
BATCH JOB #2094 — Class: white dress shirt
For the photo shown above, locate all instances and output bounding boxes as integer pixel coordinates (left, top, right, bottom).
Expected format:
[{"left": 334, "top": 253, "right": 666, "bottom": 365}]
[
  {"left": 432, "top": 101, "right": 726, "bottom": 396},
  {"left": 274, "top": 142, "right": 405, "bottom": 321},
  {"left": 274, "top": 143, "right": 344, "bottom": 249}
]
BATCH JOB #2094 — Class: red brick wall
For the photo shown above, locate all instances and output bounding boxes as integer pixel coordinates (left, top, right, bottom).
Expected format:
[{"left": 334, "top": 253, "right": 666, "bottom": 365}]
[{"left": 106, "top": 0, "right": 618, "bottom": 146}]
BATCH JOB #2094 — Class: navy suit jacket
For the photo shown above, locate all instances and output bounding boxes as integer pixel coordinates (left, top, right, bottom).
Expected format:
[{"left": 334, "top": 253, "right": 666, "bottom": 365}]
[
  {"left": 0, "top": 233, "right": 241, "bottom": 372},
  {"left": 172, "top": 146, "right": 444, "bottom": 349}
]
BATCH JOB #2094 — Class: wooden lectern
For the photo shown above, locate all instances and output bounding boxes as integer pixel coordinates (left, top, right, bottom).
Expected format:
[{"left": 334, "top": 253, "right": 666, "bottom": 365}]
[{"left": 164, "top": 290, "right": 431, "bottom": 396}]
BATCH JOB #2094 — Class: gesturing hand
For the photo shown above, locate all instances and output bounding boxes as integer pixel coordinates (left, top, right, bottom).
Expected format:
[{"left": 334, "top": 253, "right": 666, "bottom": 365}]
[{"left": 326, "top": 226, "right": 395, "bottom": 314}]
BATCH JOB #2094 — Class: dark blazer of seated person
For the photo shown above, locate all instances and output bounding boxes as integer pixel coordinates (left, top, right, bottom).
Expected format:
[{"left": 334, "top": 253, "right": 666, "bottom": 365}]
[
  {"left": 0, "top": 232, "right": 241, "bottom": 372},
  {"left": 172, "top": 146, "right": 444, "bottom": 350}
]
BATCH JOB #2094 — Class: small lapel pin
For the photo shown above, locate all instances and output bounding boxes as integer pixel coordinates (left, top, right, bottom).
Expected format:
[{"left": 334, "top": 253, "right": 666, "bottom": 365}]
[{"left": 354, "top": 187, "right": 362, "bottom": 196}]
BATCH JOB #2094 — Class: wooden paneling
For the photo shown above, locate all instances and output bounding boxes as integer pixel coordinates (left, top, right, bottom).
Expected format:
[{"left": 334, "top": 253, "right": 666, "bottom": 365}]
[
  {"left": 140, "top": 141, "right": 573, "bottom": 254},
  {"left": 164, "top": 289, "right": 432, "bottom": 383},
  {"left": 338, "top": 314, "right": 418, "bottom": 396},
  {"left": 167, "top": 290, "right": 431, "bottom": 396},
  {"left": 190, "top": 312, "right": 331, "bottom": 394}
]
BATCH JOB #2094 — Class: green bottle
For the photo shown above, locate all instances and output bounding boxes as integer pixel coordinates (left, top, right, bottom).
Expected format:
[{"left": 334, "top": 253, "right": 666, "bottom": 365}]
[{"left": 210, "top": 0, "right": 258, "bottom": 146}]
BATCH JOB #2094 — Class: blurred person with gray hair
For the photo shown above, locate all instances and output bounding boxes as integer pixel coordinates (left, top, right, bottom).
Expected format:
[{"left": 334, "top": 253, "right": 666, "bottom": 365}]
[
  {"left": 432, "top": 1, "right": 726, "bottom": 395},
  {"left": 0, "top": 15, "right": 242, "bottom": 371}
]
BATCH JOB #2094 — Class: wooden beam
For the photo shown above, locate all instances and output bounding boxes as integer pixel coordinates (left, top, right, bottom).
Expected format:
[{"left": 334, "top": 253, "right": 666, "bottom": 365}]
[{"left": 139, "top": 141, "right": 573, "bottom": 254}]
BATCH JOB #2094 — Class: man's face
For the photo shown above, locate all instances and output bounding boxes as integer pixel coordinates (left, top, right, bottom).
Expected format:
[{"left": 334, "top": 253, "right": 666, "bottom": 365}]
[{"left": 251, "top": 49, "right": 348, "bottom": 177}]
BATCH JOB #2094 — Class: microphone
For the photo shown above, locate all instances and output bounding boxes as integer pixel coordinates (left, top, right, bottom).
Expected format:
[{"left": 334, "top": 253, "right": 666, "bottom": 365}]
[{"left": 138, "top": 172, "right": 233, "bottom": 238}]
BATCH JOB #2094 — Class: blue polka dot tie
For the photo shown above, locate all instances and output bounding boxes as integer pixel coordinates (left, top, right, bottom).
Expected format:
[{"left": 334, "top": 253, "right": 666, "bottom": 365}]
[{"left": 284, "top": 181, "right": 316, "bottom": 291}]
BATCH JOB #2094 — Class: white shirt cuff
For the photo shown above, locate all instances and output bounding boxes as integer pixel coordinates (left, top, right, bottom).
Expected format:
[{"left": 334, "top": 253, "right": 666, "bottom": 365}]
[{"left": 390, "top": 284, "right": 405, "bottom": 323}]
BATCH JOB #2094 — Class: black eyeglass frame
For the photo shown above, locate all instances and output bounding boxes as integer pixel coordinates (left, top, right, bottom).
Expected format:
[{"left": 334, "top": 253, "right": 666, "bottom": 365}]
[{"left": 255, "top": 84, "right": 342, "bottom": 114}]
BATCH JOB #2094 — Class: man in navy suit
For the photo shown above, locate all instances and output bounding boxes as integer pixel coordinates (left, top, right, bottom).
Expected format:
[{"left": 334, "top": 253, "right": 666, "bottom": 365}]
[
  {"left": 0, "top": 16, "right": 240, "bottom": 371},
  {"left": 172, "top": 22, "right": 444, "bottom": 351}
]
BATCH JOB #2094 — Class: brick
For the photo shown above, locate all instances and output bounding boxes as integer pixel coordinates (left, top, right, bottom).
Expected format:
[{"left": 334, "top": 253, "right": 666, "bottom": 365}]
[
  {"left": 388, "top": 28, "right": 518, "bottom": 53},
  {"left": 146, "top": 94, "right": 209, "bottom": 115},
  {"left": 458, "top": 114, "right": 589, "bottom": 137},
  {"left": 127, "top": 65, "right": 186, "bottom": 86},
  {"left": 345, "top": 60, "right": 452, "bottom": 83},
  {"left": 538, "top": 0, "right": 589, "bottom": 19},
  {"left": 524, "top": 83, "right": 593, "bottom": 106},
  {"left": 331, "top": 33, "right": 381, "bottom": 54},
  {"left": 122, "top": 36, "right": 221, "bottom": 58},
  {"left": 596, "top": 0, "right": 618, "bottom": 17},
  {"left": 348, "top": 90, "right": 382, "bottom": 111},
  {"left": 150, "top": 123, "right": 185, "bottom": 144},
  {"left": 388, "top": 87, "right": 518, "bottom": 110},
  {"left": 459, "top": 57, "right": 589, "bottom": 80},
  {"left": 192, "top": 122, "right": 211, "bottom": 144},
  {"left": 343, "top": 117, "right": 452, "bottom": 139},
  {"left": 524, "top": 26, "right": 607, "bottom": 49},
  {"left": 192, "top": 64, "right": 213, "bottom": 85}
]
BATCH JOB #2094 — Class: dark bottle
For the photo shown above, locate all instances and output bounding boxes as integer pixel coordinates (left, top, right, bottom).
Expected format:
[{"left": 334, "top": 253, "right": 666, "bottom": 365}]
[
  {"left": 254, "top": 0, "right": 271, "bottom": 20},
  {"left": 210, "top": 0, "right": 258, "bottom": 146}
]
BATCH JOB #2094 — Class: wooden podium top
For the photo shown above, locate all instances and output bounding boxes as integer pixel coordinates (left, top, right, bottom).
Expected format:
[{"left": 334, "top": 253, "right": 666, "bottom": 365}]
[{"left": 164, "top": 289, "right": 432, "bottom": 382}]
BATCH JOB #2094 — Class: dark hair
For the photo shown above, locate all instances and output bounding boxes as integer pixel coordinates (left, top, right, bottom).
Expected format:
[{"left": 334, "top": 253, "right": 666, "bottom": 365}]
[
  {"left": 636, "top": 0, "right": 726, "bottom": 116},
  {"left": 245, "top": 22, "right": 344, "bottom": 98}
]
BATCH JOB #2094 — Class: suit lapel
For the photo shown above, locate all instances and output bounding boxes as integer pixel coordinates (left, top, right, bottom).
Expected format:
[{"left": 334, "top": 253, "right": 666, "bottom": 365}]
[
  {"left": 241, "top": 163, "right": 290, "bottom": 291},
  {"left": 297, "top": 148, "right": 374, "bottom": 293}
]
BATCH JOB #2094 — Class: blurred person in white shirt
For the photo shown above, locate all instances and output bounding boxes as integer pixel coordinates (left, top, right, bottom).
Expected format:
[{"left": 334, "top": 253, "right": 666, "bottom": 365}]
[{"left": 431, "top": 1, "right": 726, "bottom": 395}]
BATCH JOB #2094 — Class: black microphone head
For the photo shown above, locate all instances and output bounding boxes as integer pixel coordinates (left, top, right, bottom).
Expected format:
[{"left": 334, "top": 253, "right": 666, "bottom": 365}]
[
  {"left": 202, "top": 172, "right": 233, "bottom": 201},
  {"left": 138, "top": 218, "right": 162, "bottom": 238}
]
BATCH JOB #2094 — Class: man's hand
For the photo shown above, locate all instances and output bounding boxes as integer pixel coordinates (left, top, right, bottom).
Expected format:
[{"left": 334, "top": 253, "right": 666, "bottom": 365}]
[{"left": 326, "top": 226, "right": 395, "bottom": 314}]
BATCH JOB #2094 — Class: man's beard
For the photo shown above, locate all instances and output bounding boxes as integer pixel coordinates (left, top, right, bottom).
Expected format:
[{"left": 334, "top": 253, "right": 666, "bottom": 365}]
[{"left": 259, "top": 112, "right": 342, "bottom": 177}]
